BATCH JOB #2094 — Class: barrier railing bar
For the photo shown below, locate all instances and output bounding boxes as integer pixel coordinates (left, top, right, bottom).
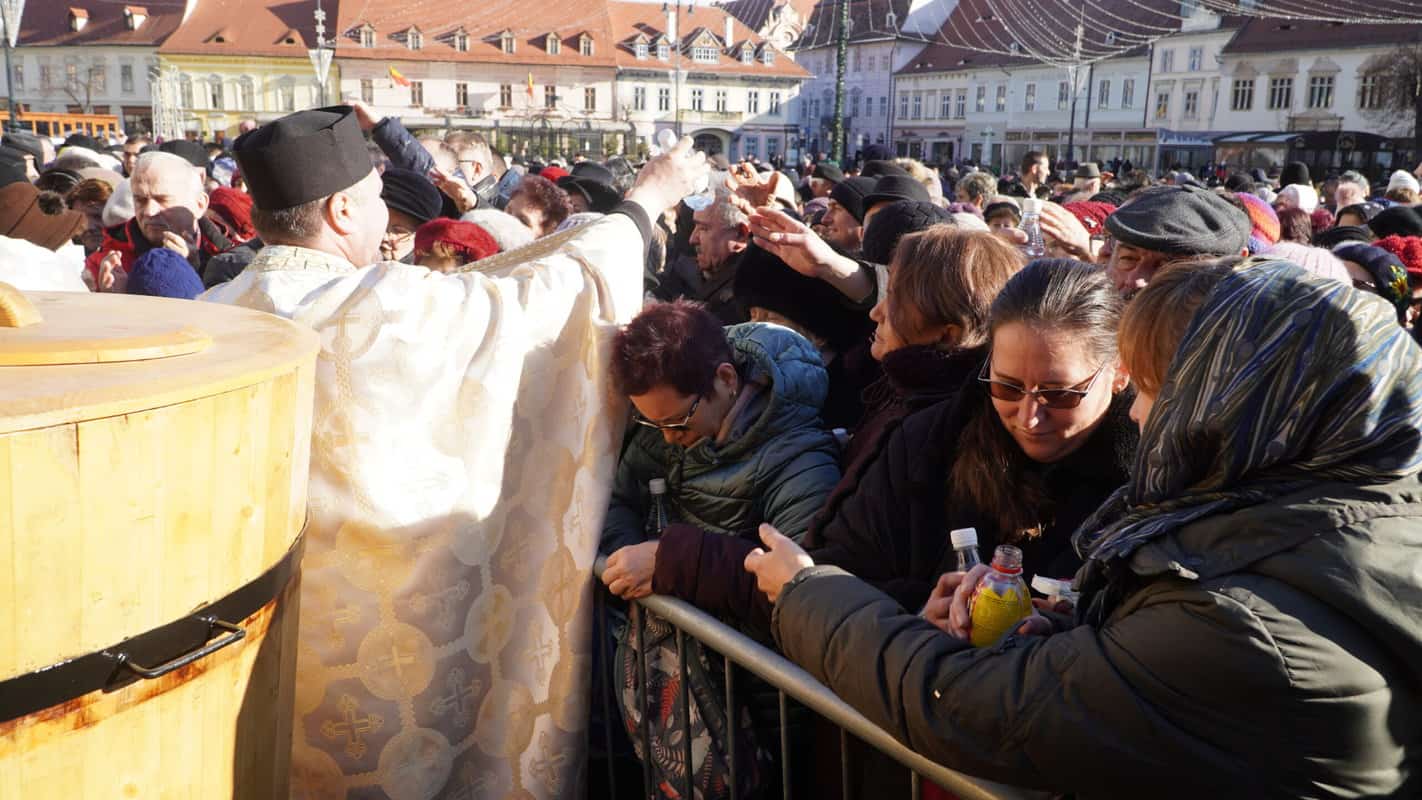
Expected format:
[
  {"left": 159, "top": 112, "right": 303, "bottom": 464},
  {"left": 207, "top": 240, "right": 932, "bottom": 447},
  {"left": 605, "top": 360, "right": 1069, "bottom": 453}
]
[
  {"left": 595, "top": 557, "right": 1043, "bottom": 800},
  {"left": 841, "top": 728, "right": 852, "bottom": 800},
  {"left": 676, "top": 627, "right": 694, "bottom": 800},
  {"left": 912, "top": 771, "right": 923, "bottom": 800},
  {"left": 779, "top": 690, "right": 792, "bottom": 800},
  {"left": 596, "top": 590, "right": 618, "bottom": 800},
  {"left": 725, "top": 654, "right": 739, "bottom": 800},
  {"left": 634, "top": 601, "right": 654, "bottom": 800}
]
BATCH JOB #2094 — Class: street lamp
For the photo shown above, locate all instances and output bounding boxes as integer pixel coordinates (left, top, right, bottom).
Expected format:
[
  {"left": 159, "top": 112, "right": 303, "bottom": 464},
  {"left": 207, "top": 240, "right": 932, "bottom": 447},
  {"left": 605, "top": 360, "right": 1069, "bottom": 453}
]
[
  {"left": 309, "top": 0, "right": 334, "bottom": 107},
  {"left": 1, "top": 0, "right": 25, "bottom": 131}
]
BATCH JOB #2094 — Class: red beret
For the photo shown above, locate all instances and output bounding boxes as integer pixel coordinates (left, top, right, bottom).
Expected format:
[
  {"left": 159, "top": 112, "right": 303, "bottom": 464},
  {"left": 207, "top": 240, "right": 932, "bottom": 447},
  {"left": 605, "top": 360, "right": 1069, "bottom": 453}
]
[
  {"left": 539, "top": 166, "right": 570, "bottom": 182},
  {"left": 1062, "top": 201, "right": 1117, "bottom": 236},
  {"left": 414, "top": 218, "right": 501, "bottom": 264}
]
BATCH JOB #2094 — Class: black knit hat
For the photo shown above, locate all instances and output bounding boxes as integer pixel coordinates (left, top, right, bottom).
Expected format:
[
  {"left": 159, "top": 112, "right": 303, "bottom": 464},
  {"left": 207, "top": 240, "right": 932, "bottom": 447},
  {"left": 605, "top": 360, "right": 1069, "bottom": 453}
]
[
  {"left": 159, "top": 139, "right": 209, "bottom": 168},
  {"left": 864, "top": 175, "right": 931, "bottom": 210},
  {"left": 861, "top": 159, "right": 909, "bottom": 178},
  {"left": 1312, "top": 225, "right": 1373, "bottom": 250},
  {"left": 812, "top": 162, "right": 844, "bottom": 183},
  {"left": 1103, "top": 185, "right": 1251, "bottom": 257},
  {"left": 733, "top": 243, "right": 874, "bottom": 350},
  {"left": 829, "top": 176, "right": 876, "bottom": 223},
  {"left": 379, "top": 167, "right": 443, "bottom": 224},
  {"left": 861, "top": 200, "right": 951, "bottom": 265},
  {"left": 1369, "top": 205, "right": 1422, "bottom": 239},
  {"left": 1279, "top": 161, "right": 1311, "bottom": 188}
]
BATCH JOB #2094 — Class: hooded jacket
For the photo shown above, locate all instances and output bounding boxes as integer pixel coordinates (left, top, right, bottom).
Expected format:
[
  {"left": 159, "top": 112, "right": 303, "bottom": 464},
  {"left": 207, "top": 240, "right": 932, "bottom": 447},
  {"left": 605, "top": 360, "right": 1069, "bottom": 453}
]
[{"left": 601, "top": 323, "right": 841, "bottom": 555}]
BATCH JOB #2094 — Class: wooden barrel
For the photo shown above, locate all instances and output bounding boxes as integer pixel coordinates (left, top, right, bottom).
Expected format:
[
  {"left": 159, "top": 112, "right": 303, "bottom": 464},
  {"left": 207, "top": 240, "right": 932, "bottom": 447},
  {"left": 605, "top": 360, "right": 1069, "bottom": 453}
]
[{"left": 0, "top": 285, "right": 318, "bottom": 798}]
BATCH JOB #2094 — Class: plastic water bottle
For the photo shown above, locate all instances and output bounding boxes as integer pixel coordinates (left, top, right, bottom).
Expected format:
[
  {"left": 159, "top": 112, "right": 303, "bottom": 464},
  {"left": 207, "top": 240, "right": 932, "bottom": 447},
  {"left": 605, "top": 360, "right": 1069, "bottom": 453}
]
[
  {"left": 654, "top": 128, "right": 714, "bottom": 210},
  {"left": 645, "top": 478, "right": 671, "bottom": 539},
  {"left": 1019, "top": 198, "right": 1046, "bottom": 258},
  {"left": 1031, "top": 575, "right": 1080, "bottom": 609},
  {"left": 968, "top": 545, "right": 1033, "bottom": 648},
  {"left": 950, "top": 527, "right": 983, "bottom": 572}
]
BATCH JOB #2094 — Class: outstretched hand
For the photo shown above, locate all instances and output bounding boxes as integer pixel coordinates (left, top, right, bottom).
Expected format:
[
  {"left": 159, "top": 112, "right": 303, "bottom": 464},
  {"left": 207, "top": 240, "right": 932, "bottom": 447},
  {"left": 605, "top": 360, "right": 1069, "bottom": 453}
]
[
  {"left": 627, "top": 135, "right": 710, "bottom": 217},
  {"left": 747, "top": 207, "right": 842, "bottom": 280},
  {"left": 726, "top": 164, "right": 782, "bottom": 214},
  {"left": 743, "top": 524, "right": 814, "bottom": 604}
]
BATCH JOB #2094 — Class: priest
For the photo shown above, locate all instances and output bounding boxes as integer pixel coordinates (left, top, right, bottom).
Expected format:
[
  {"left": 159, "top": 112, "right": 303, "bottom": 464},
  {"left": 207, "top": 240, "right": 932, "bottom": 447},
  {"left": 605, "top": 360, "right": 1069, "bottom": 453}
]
[{"left": 204, "top": 107, "right": 707, "bottom": 800}]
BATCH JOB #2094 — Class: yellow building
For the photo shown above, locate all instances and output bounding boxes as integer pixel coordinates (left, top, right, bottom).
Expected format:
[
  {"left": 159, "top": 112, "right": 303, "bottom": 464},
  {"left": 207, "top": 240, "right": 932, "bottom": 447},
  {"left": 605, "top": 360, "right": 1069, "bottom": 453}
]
[{"left": 156, "top": 0, "right": 337, "bottom": 142}]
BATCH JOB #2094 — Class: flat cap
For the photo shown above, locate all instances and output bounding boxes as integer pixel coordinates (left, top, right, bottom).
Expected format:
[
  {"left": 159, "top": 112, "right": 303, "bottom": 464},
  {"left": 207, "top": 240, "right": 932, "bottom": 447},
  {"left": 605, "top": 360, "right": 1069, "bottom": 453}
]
[
  {"left": 1075, "top": 162, "right": 1101, "bottom": 179},
  {"left": 233, "top": 106, "right": 372, "bottom": 210},
  {"left": 1104, "top": 185, "right": 1251, "bottom": 257},
  {"left": 812, "top": 162, "right": 844, "bottom": 183}
]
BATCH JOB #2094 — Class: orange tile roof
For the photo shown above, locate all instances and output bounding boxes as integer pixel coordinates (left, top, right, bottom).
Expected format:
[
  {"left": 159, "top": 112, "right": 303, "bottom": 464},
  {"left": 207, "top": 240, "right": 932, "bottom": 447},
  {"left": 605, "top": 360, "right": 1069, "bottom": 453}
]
[
  {"left": 605, "top": 1, "right": 808, "bottom": 78},
  {"left": 160, "top": 0, "right": 331, "bottom": 57},
  {"left": 19, "top": 0, "right": 184, "bottom": 46}
]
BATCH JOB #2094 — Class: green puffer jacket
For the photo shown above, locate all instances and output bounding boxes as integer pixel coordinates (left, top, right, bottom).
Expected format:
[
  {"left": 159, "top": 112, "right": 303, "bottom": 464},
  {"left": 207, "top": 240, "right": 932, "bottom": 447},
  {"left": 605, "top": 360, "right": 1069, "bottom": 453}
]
[
  {"left": 773, "top": 477, "right": 1422, "bottom": 799},
  {"left": 601, "top": 323, "right": 841, "bottom": 554}
]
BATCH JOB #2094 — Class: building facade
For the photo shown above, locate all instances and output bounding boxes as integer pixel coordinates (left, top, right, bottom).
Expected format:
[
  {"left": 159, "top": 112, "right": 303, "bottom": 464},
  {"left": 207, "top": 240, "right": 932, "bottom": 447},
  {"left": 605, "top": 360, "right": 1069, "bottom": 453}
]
[
  {"left": 2, "top": 0, "right": 187, "bottom": 134},
  {"left": 155, "top": 0, "right": 338, "bottom": 141},
  {"left": 332, "top": 0, "right": 807, "bottom": 159}
]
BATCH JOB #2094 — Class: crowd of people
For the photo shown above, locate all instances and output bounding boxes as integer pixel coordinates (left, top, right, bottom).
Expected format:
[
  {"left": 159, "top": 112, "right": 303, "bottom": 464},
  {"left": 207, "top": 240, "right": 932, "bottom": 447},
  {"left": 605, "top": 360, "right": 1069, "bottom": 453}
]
[{"left": 2, "top": 110, "right": 1421, "bottom": 799}]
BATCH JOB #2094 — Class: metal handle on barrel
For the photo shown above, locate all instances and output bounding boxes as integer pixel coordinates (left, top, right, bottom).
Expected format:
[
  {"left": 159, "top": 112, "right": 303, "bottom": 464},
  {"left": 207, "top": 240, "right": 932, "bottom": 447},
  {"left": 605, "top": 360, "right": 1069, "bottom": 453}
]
[{"left": 112, "top": 616, "right": 247, "bottom": 679}]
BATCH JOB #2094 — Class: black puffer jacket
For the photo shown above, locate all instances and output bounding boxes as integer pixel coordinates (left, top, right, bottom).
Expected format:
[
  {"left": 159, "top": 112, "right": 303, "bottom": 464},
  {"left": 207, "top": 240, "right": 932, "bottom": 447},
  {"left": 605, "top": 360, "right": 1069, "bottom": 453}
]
[{"left": 774, "top": 476, "right": 1422, "bottom": 798}]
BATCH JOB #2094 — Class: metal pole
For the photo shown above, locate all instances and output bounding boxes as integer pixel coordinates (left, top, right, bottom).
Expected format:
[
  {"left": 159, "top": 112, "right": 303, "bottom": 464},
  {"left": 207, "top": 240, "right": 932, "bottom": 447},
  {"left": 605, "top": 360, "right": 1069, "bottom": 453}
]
[
  {"left": 2, "top": 32, "right": 15, "bottom": 131},
  {"left": 830, "top": 0, "right": 849, "bottom": 161}
]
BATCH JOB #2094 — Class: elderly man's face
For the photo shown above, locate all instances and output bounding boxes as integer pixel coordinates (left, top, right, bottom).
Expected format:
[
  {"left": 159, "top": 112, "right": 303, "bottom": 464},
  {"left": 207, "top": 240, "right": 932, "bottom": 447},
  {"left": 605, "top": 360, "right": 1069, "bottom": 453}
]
[
  {"left": 130, "top": 159, "right": 207, "bottom": 246},
  {"left": 689, "top": 207, "right": 745, "bottom": 273},
  {"left": 1105, "top": 241, "right": 1166, "bottom": 296}
]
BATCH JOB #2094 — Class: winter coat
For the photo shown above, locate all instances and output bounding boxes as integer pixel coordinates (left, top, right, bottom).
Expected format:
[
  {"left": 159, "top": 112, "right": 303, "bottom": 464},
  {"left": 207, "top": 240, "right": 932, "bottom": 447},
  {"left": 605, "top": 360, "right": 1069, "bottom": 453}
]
[
  {"left": 842, "top": 343, "right": 984, "bottom": 474},
  {"left": 203, "top": 237, "right": 262, "bottom": 288},
  {"left": 601, "top": 323, "right": 841, "bottom": 556},
  {"left": 650, "top": 250, "right": 749, "bottom": 326},
  {"left": 773, "top": 475, "right": 1422, "bottom": 799},
  {"left": 90, "top": 216, "right": 232, "bottom": 284}
]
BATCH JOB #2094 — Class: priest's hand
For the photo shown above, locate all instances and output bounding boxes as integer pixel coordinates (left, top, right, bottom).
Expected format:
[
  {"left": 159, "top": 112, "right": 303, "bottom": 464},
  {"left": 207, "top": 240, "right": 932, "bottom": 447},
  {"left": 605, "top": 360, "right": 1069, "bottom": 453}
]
[
  {"left": 97, "top": 250, "right": 127, "bottom": 293},
  {"left": 350, "top": 100, "right": 380, "bottom": 133},
  {"left": 743, "top": 524, "right": 814, "bottom": 604},
  {"left": 603, "top": 541, "right": 659, "bottom": 600},
  {"left": 431, "top": 168, "right": 478, "bottom": 214},
  {"left": 626, "top": 135, "right": 708, "bottom": 217}
]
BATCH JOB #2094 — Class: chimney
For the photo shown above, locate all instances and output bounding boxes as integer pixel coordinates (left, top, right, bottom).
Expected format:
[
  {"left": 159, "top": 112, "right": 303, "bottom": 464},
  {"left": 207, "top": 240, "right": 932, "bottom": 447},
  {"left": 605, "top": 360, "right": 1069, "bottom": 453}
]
[
  {"left": 666, "top": 5, "right": 677, "bottom": 44},
  {"left": 68, "top": 8, "right": 89, "bottom": 31},
  {"left": 724, "top": 15, "right": 734, "bottom": 46},
  {"left": 123, "top": 6, "right": 149, "bottom": 29}
]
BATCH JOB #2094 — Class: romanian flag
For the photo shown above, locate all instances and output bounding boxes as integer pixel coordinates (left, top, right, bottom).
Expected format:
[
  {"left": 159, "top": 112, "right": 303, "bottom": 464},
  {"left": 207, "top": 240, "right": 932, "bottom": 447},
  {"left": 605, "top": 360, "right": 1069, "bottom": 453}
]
[
  {"left": 526, "top": 72, "right": 535, "bottom": 98},
  {"left": 389, "top": 65, "right": 412, "bottom": 87}
]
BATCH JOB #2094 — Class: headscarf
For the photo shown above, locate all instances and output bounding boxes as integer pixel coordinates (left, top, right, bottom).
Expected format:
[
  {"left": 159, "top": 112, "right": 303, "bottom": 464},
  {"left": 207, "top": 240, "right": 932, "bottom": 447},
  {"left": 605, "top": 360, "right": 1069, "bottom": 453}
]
[{"left": 1073, "top": 259, "right": 1422, "bottom": 619}]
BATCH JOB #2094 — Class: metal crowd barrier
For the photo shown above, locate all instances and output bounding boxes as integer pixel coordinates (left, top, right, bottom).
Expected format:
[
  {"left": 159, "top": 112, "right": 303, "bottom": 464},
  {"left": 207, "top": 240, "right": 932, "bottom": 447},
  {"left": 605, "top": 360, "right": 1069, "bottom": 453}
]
[{"left": 592, "top": 557, "right": 1045, "bottom": 800}]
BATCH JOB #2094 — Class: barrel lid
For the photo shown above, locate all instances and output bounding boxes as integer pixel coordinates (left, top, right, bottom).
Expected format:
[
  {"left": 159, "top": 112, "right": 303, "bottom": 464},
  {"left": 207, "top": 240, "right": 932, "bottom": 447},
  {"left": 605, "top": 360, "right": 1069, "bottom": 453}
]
[
  {"left": 0, "top": 286, "right": 319, "bottom": 436},
  {"left": 0, "top": 285, "right": 212, "bottom": 366}
]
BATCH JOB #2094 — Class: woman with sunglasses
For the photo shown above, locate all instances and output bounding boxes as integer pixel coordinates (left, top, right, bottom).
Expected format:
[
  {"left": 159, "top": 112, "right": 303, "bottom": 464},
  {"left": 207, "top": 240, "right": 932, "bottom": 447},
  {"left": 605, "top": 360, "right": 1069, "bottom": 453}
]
[
  {"left": 599, "top": 299, "right": 841, "bottom": 601},
  {"left": 748, "top": 258, "right": 1422, "bottom": 797}
]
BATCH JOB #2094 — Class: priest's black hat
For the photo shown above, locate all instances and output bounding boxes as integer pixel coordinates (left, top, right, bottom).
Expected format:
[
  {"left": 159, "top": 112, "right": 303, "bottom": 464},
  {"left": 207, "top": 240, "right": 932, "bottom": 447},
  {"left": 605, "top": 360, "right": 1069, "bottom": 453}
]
[
  {"left": 558, "top": 161, "right": 621, "bottom": 213},
  {"left": 233, "top": 106, "right": 372, "bottom": 210}
]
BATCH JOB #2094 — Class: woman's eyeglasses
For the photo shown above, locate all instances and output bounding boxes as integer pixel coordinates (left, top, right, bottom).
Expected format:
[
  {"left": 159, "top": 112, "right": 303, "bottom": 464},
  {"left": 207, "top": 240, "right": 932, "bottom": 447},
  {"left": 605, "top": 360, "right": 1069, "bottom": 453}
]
[
  {"left": 978, "top": 360, "right": 1108, "bottom": 409},
  {"left": 633, "top": 395, "right": 702, "bottom": 432}
]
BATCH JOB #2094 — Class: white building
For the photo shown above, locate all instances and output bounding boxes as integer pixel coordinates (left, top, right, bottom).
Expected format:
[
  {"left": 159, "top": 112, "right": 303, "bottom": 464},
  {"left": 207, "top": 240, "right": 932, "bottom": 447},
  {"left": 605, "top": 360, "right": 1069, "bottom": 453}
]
[
  {"left": 793, "top": 0, "right": 952, "bottom": 157},
  {"left": 2, "top": 0, "right": 189, "bottom": 134},
  {"left": 333, "top": 0, "right": 807, "bottom": 159}
]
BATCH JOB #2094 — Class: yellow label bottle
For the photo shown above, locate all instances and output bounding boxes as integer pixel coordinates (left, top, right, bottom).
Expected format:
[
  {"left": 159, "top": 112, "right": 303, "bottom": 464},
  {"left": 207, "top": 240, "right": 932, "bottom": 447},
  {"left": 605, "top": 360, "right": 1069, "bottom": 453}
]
[{"left": 969, "top": 545, "right": 1034, "bottom": 648}]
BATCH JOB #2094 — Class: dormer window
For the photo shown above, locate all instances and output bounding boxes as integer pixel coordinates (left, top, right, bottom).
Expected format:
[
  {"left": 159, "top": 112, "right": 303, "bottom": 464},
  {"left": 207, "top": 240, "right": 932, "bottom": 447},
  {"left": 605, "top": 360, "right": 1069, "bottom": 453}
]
[
  {"left": 500, "top": 30, "right": 515, "bottom": 54},
  {"left": 454, "top": 30, "right": 469, "bottom": 52},
  {"left": 885, "top": 10, "right": 897, "bottom": 29},
  {"left": 407, "top": 28, "right": 423, "bottom": 50},
  {"left": 761, "top": 46, "right": 773, "bottom": 65},
  {"left": 740, "top": 44, "right": 753, "bottom": 64},
  {"left": 68, "top": 8, "right": 88, "bottom": 32},
  {"left": 358, "top": 24, "right": 375, "bottom": 48},
  {"left": 635, "top": 41, "right": 648, "bottom": 59},
  {"left": 692, "top": 42, "right": 717, "bottom": 63},
  {"left": 657, "top": 42, "right": 670, "bottom": 60},
  {"left": 579, "top": 33, "right": 593, "bottom": 56},
  {"left": 546, "top": 33, "right": 560, "bottom": 55},
  {"left": 123, "top": 6, "right": 148, "bottom": 30},
  {"left": 1105, "top": 31, "right": 1117, "bottom": 45}
]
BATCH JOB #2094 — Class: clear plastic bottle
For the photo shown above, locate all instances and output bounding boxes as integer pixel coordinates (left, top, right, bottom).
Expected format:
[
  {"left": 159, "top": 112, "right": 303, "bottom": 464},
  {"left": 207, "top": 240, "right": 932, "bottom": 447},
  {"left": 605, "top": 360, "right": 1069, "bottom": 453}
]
[
  {"left": 1018, "top": 198, "right": 1047, "bottom": 259},
  {"left": 950, "top": 527, "right": 983, "bottom": 572},
  {"left": 968, "top": 545, "right": 1034, "bottom": 648},
  {"left": 645, "top": 478, "right": 671, "bottom": 539},
  {"left": 654, "top": 129, "right": 714, "bottom": 210},
  {"left": 1030, "top": 575, "right": 1080, "bottom": 609}
]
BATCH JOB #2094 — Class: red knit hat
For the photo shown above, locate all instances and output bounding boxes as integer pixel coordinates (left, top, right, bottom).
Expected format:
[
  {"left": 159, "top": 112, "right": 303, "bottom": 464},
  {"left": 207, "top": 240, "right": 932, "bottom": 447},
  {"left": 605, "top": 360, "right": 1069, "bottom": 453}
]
[
  {"left": 1061, "top": 201, "right": 1117, "bottom": 237},
  {"left": 206, "top": 187, "right": 256, "bottom": 242},
  {"left": 1373, "top": 235, "right": 1422, "bottom": 281},
  {"left": 414, "top": 218, "right": 501, "bottom": 264},
  {"left": 539, "top": 166, "right": 570, "bottom": 182}
]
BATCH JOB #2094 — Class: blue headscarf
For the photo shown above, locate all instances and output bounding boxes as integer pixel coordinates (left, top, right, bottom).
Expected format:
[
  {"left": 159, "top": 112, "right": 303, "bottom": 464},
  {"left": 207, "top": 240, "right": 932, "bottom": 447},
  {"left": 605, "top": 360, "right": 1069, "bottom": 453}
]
[{"left": 1072, "top": 260, "right": 1422, "bottom": 616}]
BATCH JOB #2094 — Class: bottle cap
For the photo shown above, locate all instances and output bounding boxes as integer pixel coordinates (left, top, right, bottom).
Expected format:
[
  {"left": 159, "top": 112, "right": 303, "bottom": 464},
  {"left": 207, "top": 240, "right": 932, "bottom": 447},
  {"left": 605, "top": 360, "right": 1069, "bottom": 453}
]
[
  {"left": 649, "top": 478, "right": 667, "bottom": 494},
  {"left": 1031, "top": 575, "right": 1073, "bottom": 597},
  {"left": 1021, "top": 198, "right": 1042, "bottom": 215},
  {"left": 949, "top": 527, "right": 978, "bottom": 549}
]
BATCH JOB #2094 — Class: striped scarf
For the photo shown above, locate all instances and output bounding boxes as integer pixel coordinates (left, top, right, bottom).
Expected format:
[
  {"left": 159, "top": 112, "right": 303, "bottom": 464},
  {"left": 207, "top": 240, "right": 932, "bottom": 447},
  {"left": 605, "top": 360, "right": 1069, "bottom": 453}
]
[{"left": 1072, "top": 259, "right": 1422, "bottom": 619}]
